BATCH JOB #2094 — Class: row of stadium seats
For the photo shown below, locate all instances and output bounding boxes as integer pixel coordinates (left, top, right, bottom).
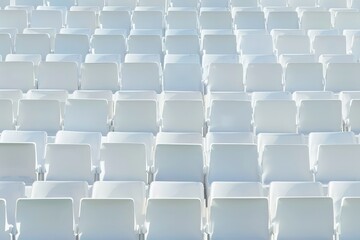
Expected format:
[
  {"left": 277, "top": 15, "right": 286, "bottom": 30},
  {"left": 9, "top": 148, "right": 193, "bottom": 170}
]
[
  {"left": 2, "top": 91, "right": 360, "bottom": 134},
  {"left": 0, "top": 181, "right": 358, "bottom": 240},
  {"left": 0, "top": 130, "right": 359, "bottom": 185}
]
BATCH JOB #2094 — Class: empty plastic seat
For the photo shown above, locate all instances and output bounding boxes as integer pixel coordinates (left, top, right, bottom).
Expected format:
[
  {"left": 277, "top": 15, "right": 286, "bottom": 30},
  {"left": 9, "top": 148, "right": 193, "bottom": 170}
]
[
  {"left": 316, "top": 144, "right": 360, "bottom": 184},
  {"left": 77, "top": 0, "right": 104, "bottom": 7},
  {"left": 0, "top": 34, "right": 12, "bottom": 59},
  {"left": 312, "top": 35, "right": 346, "bottom": 59},
  {"left": 266, "top": 11, "right": 299, "bottom": 32},
  {"left": 0, "top": 10, "right": 27, "bottom": 32},
  {"left": 279, "top": 54, "right": 315, "bottom": 67},
  {"left": 239, "top": 34, "right": 274, "bottom": 55},
  {"left": 209, "top": 197, "right": 269, "bottom": 240},
  {"left": 308, "top": 131, "right": 356, "bottom": 170},
  {"left": 0, "top": 182, "right": 24, "bottom": 229},
  {"left": 0, "top": 62, "right": 34, "bottom": 91},
  {"left": 325, "top": 63, "right": 360, "bottom": 92},
  {"left": 44, "top": 144, "right": 94, "bottom": 183},
  {"left": 292, "top": 91, "right": 335, "bottom": 105},
  {"left": 127, "top": 34, "right": 162, "bottom": 56},
  {"left": 120, "top": 63, "right": 161, "bottom": 93},
  {"left": 259, "top": 0, "right": 286, "bottom": 7},
  {"left": 284, "top": 63, "right": 324, "bottom": 92},
  {"left": 80, "top": 62, "right": 119, "bottom": 91},
  {"left": 132, "top": 10, "right": 163, "bottom": 30},
  {"left": 339, "top": 91, "right": 360, "bottom": 122},
  {"left": 31, "top": 181, "right": 89, "bottom": 223},
  {"left": 300, "top": 11, "right": 331, "bottom": 30},
  {"left": 92, "top": 181, "right": 146, "bottom": 224},
  {"left": 269, "top": 182, "right": 324, "bottom": 219},
  {"left": 90, "top": 34, "right": 126, "bottom": 56},
  {"left": 318, "top": 0, "right": 347, "bottom": 9},
  {"left": 153, "top": 143, "right": 204, "bottom": 182},
  {"left": 234, "top": 11, "right": 265, "bottom": 29},
  {"left": 0, "top": 100, "right": 14, "bottom": 131},
  {"left": 273, "top": 197, "right": 334, "bottom": 240},
  {"left": 78, "top": 199, "right": 138, "bottom": 240},
  {"left": 161, "top": 96, "right": 204, "bottom": 133},
  {"left": 337, "top": 197, "right": 360, "bottom": 240},
  {"left": 100, "top": 143, "right": 147, "bottom": 182},
  {"left": 298, "top": 100, "right": 342, "bottom": 134},
  {"left": 276, "top": 35, "right": 310, "bottom": 56},
  {"left": 199, "top": 10, "right": 232, "bottom": 30},
  {"left": 206, "top": 63, "right": 243, "bottom": 92},
  {"left": 202, "top": 34, "right": 237, "bottom": 55},
  {"left": 55, "top": 131, "right": 102, "bottom": 169},
  {"left": 333, "top": 12, "right": 360, "bottom": 31},
  {"left": 328, "top": 181, "right": 360, "bottom": 223},
  {"left": 207, "top": 144, "right": 260, "bottom": 186},
  {"left": 16, "top": 198, "right": 74, "bottom": 240},
  {"left": 206, "top": 132, "right": 254, "bottom": 151},
  {"left": 261, "top": 145, "right": 312, "bottom": 185},
  {"left": 145, "top": 198, "right": 202, "bottom": 240},
  {"left": 0, "top": 143, "right": 36, "bottom": 185},
  {"left": 37, "top": 61, "right": 79, "bottom": 92},
  {"left": 208, "top": 100, "right": 252, "bottom": 132},
  {"left": 253, "top": 100, "right": 297, "bottom": 134},
  {"left": 98, "top": 10, "right": 131, "bottom": 32},
  {"left": 165, "top": 33, "right": 200, "bottom": 55},
  {"left": 1, "top": 130, "right": 47, "bottom": 167},
  {"left": 257, "top": 133, "right": 305, "bottom": 156},
  {"left": 163, "top": 63, "right": 203, "bottom": 92},
  {"left": 66, "top": 10, "right": 97, "bottom": 31},
  {"left": 17, "top": 99, "right": 61, "bottom": 136},
  {"left": 55, "top": 34, "right": 90, "bottom": 59},
  {"left": 245, "top": 63, "right": 283, "bottom": 92},
  {"left": 63, "top": 99, "right": 109, "bottom": 135},
  {"left": 113, "top": 99, "right": 158, "bottom": 134},
  {"left": 30, "top": 10, "right": 63, "bottom": 31},
  {"left": 166, "top": 10, "right": 198, "bottom": 30}
]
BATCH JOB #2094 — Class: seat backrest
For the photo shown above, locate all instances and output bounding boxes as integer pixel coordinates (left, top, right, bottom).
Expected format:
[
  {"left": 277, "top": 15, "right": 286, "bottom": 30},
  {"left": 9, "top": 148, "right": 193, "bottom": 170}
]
[
  {"left": 202, "top": 34, "right": 237, "bottom": 54},
  {"left": 0, "top": 10, "right": 27, "bottom": 32},
  {"left": 284, "top": 63, "right": 324, "bottom": 92},
  {"left": 328, "top": 181, "right": 360, "bottom": 222},
  {"left": 44, "top": 144, "right": 94, "bottom": 184},
  {"left": 166, "top": 10, "right": 198, "bottom": 29},
  {"left": 207, "top": 144, "right": 260, "bottom": 185},
  {"left": 209, "top": 198, "right": 269, "bottom": 240},
  {"left": 99, "top": 10, "right": 131, "bottom": 30},
  {"left": 276, "top": 35, "right": 310, "bottom": 56},
  {"left": 199, "top": 10, "right": 232, "bottom": 30},
  {"left": 165, "top": 34, "right": 200, "bottom": 55},
  {"left": 100, "top": 143, "right": 147, "bottom": 182},
  {"left": 0, "top": 100, "right": 14, "bottom": 131},
  {"left": 300, "top": 11, "right": 331, "bottom": 30},
  {"left": 113, "top": 100, "right": 158, "bottom": 134},
  {"left": 266, "top": 11, "right": 299, "bottom": 32},
  {"left": 132, "top": 10, "right": 163, "bottom": 29},
  {"left": 0, "top": 62, "right": 35, "bottom": 91},
  {"left": 79, "top": 199, "right": 138, "bottom": 240},
  {"left": 316, "top": 144, "right": 360, "bottom": 184},
  {"left": 1, "top": 130, "right": 47, "bottom": 166},
  {"left": 334, "top": 12, "right": 360, "bottom": 31},
  {"left": 261, "top": 145, "right": 312, "bottom": 185},
  {"left": 273, "top": 197, "right": 334, "bottom": 240},
  {"left": 239, "top": 34, "right": 273, "bottom": 55},
  {"left": 338, "top": 197, "right": 360, "bottom": 240},
  {"left": 154, "top": 144, "right": 204, "bottom": 182},
  {"left": 127, "top": 35, "right": 162, "bottom": 55},
  {"left": 234, "top": 11, "right": 265, "bottom": 29},
  {"left": 16, "top": 198, "right": 74, "bottom": 240},
  {"left": 254, "top": 100, "right": 297, "bottom": 134},
  {"left": 161, "top": 99, "right": 204, "bottom": 133},
  {"left": 55, "top": 131, "right": 102, "bottom": 168},
  {"left": 325, "top": 63, "right": 360, "bottom": 92},
  {"left": 17, "top": 99, "right": 61, "bottom": 136},
  {"left": 208, "top": 100, "right": 252, "bottom": 132},
  {"left": 312, "top": 35, "right": 346, "bottom": 59},
  {"left": 308, "top": 132, "right": 356, "bottom": 170},
  {"left": 207, "top": 63, "right": 244, "bottom": 92},
  {"left": 146, "top": 199, "right": 202, "bottom": 240},
  {"left": 63, "top": 99, "right": 109, "bottom": 135},
  {"left": 31, "top": 10, "right": 63, "bottom": 31},
  {"left": 163, "top": 63, "right": 203, "bottom": 92},
  {"left": 66, "top": 10, "right": 97, "bottom": 30},
  {"left": 120, "top": 62, "right": 161, "bottom": 93},
  {"left": 15, "top": 34, "right": 51, "bottom": 60},
  {"left": 31, "top": 181, "right": 89, "bottom": 223},
  {"left": 37, "top": 61, "right": 79, "bottom": 92},
  {"left": 269, "top": 182, "right": 324, "bottom": 220},
  {"left": 90, "top": 34, "right": 126, "bottom": 55},
  {"left": 80, "top": 62, "right": 119, "bottom": 91},
  {"left": 245, "top": 63, "right": 283, "bottom": 92},
  {"left": 55, "top": 34, "right": 90, "bottom": 58},
  {"left": 298, "top": 100, "right": 342, "bottom": 134},
  {"left": 257, "top": 133, "right": 305, "bottom": 156},
  {"left": 92, "top": 181, "right": 146, "bottom": 225}
]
